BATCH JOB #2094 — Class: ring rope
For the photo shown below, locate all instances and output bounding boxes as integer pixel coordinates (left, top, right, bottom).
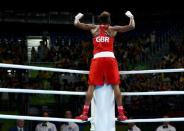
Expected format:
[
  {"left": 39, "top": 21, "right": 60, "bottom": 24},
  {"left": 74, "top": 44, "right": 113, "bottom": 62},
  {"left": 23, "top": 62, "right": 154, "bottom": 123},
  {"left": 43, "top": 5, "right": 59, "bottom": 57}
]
[
  {"left": 0, "top": 63, "right": 88, "bottom": 74},
  {"left": 1, "top": 88, "right": 184, "bottom": 96},
  {"left": 0, "top": 114, "right": 183, "bottom": 123},
  {"left": 0, "top": 114, "right": 88, "bottom": 123},
  {"left": 0, "top": 88, "right": 86, "bottom": 95},
  {"left": 1, "top": 63, "right": 184, "bottom": 123},
  {"left": 1, "top": 63, "right": 184, "bottom": 74},
  {"left": 119, "top": 117, "right": 184, "bottom": 123}
]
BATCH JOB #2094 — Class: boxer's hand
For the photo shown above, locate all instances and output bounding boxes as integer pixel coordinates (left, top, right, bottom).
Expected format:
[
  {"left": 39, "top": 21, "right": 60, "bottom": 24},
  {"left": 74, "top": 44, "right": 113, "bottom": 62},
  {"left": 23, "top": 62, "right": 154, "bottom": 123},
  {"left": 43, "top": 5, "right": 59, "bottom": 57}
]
[
  {"left": 74, "top": 13, "right": 84, "bottom": 24},
  {"left": 75, "top": 13, "right": 84, "bottom": 20},
  {"left": 125, "top": 11, "right": 134, "bottom": 19}
]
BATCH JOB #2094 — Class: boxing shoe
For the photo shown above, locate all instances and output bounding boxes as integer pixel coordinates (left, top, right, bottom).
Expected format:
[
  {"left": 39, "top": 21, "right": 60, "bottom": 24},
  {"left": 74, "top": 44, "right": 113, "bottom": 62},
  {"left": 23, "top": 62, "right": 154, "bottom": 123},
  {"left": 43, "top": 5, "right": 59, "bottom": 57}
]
[
  {"left": 117, "top": 106, "right": 128, "bottom": 121},
  {"left": 75, "top": 105, "right": 89, "bottom": 121},
  {"left": 75, "top": 114, "right": 88, "bottom": 121},
  {"left": 118, "top": 113, "right": 128, "bottom": 121}
]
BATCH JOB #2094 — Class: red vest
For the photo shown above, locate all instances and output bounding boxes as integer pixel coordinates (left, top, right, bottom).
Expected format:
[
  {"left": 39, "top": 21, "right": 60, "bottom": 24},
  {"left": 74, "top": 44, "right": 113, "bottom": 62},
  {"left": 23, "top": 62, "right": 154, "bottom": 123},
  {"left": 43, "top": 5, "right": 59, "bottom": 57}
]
[{"left": 92, "top": 25, "right": 114, "bottom": 54}]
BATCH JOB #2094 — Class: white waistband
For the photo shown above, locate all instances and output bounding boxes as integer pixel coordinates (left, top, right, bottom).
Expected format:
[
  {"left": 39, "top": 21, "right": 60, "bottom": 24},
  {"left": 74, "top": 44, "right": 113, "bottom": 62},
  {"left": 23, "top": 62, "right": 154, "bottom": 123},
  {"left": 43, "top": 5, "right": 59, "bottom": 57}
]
[{"left": 93, "top": 51, "right": 115, "bottom": 59}]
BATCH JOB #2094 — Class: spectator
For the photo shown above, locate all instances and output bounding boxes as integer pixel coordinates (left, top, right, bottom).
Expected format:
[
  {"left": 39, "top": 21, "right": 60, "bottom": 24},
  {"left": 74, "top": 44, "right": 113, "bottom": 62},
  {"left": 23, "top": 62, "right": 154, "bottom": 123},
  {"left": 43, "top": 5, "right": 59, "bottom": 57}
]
[
  {"left": 9, "top": 119, "right": 28, "bottom": 131},
  {"left": 156, "top": 115, "right": 176, "bottom": 131},
  {"left": 60, "top": 110, "right": 79, "bottom": 131},
  {"left": 35, "top": 111, "right": 57, "bottom": 131},
  {"left": 127, "top": 121, "right": 141, "bottom": 131},
  {"left": 31, "top": 47, "right": 37, "bottom": 62}
]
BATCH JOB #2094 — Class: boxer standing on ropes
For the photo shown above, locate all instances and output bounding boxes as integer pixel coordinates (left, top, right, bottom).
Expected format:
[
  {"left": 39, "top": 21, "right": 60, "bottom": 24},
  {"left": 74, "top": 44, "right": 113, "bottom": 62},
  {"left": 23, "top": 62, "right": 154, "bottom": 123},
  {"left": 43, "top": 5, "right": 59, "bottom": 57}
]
[{"left": 74, "top": 11, "right": 135, "bottom": 121}]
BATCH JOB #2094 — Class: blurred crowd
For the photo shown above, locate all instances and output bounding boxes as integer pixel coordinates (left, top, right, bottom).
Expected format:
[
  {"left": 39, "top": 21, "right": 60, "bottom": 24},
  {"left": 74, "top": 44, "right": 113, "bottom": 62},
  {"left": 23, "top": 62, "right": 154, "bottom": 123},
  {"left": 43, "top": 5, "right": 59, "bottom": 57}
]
[
  {"left": 0, "top": 36, "right": 27, "bottom": 64},
  {"left": 29, "top": 30, "right": 158, "bottom": 70}
]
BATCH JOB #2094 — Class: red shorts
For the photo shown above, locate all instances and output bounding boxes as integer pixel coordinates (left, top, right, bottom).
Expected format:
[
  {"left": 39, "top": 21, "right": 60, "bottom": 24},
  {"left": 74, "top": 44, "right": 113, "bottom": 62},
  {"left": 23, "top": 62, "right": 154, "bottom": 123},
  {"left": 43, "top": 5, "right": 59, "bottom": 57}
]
[{"left": 88, "top": 57, "right": 120, "bottom": 86}]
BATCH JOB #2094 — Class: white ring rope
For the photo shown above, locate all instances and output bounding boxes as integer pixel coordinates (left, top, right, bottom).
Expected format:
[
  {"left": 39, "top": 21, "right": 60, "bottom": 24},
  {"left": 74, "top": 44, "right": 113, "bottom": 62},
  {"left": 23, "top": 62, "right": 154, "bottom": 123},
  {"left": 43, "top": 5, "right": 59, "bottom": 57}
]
[
  {"left": 1, "top": 63, "right": 184, "bottom": 74},
  {"left": 0, "top": 88, "right": 86, "bottom": 96},
  {"left": 1, "top": 88, "right": 184, "bottom": 96},
  {"left": 121, "top": 91, "right": 184, "bottom": 96},
  {"left": 119, "top": 117, "right": 184, "bottom": 123},
  {"left": 119, "top": 68, "right": 184, "bottom": 74},
  {"left": 1, "top": 63, "right": 184, "bottom": 123},
  {"left": 0, "top": 114, "right": 88, "bottom": 123},
  {"left": 0, "top": 114, "right": 183, "bottom": 123},
  {"left": 0, "top": 63, "right": 89, "bottom": 74}
]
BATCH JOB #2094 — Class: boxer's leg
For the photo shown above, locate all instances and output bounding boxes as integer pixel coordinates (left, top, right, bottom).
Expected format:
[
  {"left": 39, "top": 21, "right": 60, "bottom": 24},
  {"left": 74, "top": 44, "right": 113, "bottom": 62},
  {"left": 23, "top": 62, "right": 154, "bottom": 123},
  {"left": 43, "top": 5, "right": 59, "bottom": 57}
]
[
  {"left": 113, "top": 85, "right": 128, "bottom": 121},
  {"left": 75, "top": 85, "right": 95, "bottom": 120}
]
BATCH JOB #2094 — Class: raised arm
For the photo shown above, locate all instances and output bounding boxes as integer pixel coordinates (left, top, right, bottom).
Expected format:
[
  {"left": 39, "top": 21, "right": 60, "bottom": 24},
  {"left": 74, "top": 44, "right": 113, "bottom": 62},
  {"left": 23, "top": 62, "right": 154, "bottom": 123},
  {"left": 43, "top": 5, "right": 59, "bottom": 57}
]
[
  {"left": 74, "top": 13, "right": 96, "bottom": 30},
  {"left": 111, "top": 11, "right": 135, "bottom": 33}
]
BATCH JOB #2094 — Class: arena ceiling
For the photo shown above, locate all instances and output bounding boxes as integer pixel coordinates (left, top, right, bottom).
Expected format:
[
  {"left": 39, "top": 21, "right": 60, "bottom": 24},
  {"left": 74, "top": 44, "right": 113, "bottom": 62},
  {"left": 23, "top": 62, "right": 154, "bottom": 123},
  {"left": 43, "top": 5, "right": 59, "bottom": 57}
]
[
  {"left": 0, "top": 0, "right": 183, "bottom": 14},
  {"left": 0, "top": 0, "right": 184, "bottom": 25}
]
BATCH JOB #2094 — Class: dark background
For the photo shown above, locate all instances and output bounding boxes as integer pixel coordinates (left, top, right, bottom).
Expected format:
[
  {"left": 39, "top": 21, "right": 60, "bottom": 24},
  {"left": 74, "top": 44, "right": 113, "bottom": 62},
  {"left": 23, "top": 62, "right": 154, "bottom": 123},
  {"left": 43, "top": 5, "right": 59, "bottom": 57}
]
[{"left": 0, "top": 0, "right": 184, "bottom": 32}]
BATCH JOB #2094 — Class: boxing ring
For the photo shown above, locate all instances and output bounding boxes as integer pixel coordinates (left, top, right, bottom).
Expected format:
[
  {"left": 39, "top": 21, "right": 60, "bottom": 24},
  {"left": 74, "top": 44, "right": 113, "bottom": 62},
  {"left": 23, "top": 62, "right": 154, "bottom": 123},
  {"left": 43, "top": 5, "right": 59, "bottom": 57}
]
[{"left": 1, "top": 63, "right": 184, "bottom": 131}]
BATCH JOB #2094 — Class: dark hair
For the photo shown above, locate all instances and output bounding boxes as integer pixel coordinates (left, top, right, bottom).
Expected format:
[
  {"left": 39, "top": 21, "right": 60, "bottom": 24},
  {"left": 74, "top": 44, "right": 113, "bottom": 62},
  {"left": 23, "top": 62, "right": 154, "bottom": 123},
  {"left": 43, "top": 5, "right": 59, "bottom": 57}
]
[{"left": 98, "top": 11, "right": 111, "bottom": 25}]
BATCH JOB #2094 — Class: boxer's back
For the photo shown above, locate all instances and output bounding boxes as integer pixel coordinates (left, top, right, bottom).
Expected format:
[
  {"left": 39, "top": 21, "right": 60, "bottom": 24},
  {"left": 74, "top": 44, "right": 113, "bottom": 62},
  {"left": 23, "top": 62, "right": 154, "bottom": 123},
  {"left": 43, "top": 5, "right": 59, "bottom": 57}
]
[{"left": 92, "top": 24, "right": 115, "bottom": 54}]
